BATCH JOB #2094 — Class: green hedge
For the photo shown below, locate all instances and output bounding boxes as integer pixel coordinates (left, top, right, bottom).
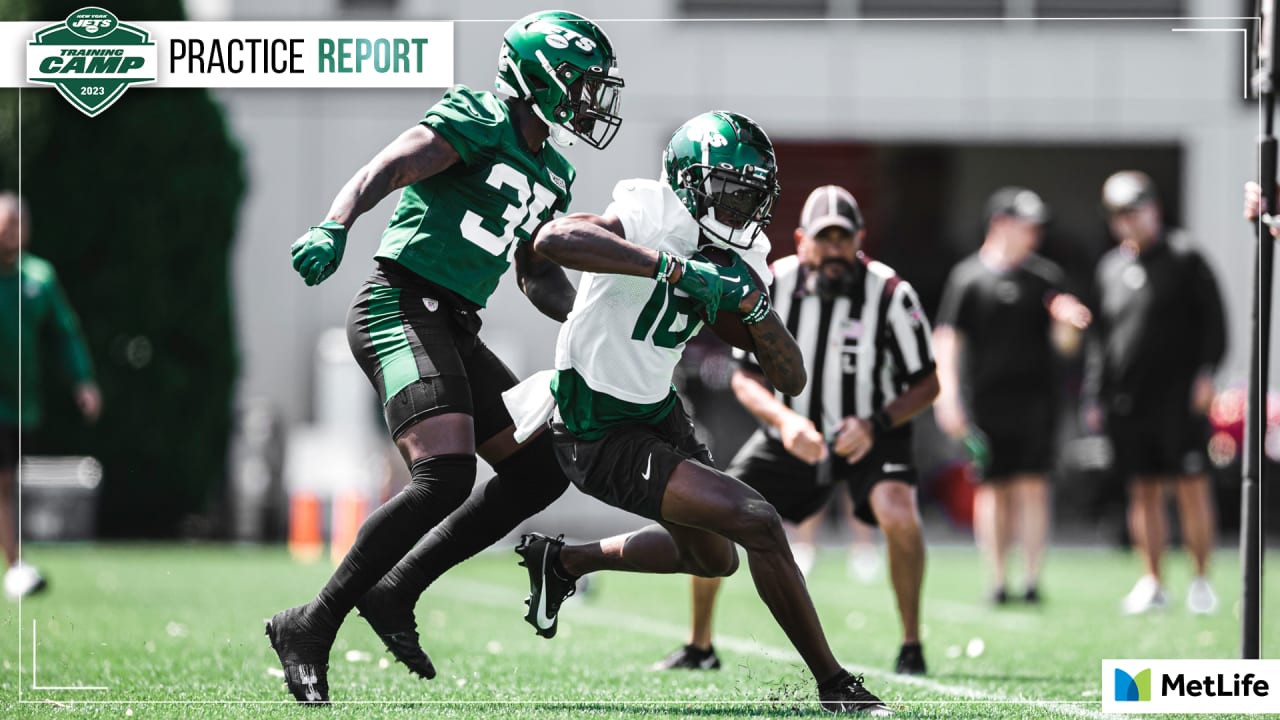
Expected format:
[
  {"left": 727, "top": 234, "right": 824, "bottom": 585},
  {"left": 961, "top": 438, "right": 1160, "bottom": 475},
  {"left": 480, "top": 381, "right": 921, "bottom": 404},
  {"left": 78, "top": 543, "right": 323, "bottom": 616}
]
[{"left": 0, "top": 1, "right": 245, "bottom": 537}]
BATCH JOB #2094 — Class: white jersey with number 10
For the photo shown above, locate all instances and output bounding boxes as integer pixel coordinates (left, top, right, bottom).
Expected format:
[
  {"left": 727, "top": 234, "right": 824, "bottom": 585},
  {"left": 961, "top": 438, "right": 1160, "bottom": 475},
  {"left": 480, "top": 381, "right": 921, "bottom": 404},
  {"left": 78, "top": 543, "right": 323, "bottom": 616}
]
[{"left": 554, "top": 178, "right": 772, "bottom": 405}]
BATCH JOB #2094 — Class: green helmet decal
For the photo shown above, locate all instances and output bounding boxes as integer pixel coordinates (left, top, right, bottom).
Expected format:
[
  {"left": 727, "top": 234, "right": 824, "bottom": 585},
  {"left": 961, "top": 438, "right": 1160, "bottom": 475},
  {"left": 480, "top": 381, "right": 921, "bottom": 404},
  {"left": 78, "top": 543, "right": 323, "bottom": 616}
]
[
  {"left": 496, "top": 10, "right": 624, "bottom": 149},
  {"left": 662, "top": 111, "right": 779, "bottom": 249}
]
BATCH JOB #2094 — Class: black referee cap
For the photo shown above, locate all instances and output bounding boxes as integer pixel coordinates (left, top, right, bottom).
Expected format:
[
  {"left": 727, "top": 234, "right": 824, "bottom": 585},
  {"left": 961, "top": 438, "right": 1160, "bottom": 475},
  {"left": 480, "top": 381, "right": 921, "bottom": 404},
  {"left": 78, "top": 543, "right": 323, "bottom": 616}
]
[{"left": 800, "top": 185, "right": 865, "bottom": 237}]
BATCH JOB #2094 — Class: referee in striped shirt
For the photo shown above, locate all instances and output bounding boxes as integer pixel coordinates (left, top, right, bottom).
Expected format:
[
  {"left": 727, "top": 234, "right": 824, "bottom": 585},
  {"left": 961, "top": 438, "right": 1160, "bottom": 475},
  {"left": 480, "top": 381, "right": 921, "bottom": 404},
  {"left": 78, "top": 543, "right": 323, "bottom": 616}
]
[{"left": 654, "top": 185, "right": 939, "bottom": 676}]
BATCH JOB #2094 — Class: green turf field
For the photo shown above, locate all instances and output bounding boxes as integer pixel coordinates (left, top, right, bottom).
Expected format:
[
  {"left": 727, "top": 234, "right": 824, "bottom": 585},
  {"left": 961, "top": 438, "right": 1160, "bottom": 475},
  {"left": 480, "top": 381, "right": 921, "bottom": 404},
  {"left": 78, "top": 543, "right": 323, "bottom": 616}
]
[{"left": 0, "top": 544, "right": 1276, "bottom": 718}]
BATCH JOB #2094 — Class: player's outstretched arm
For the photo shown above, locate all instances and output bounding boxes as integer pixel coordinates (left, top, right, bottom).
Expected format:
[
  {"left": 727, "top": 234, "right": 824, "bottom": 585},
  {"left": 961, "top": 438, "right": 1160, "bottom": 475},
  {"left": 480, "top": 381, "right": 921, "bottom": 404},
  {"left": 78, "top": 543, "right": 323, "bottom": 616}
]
[
  {"left": 533, "top": 213, "right": 659, "bottom": 276},
  {"left": 326, "top": 124, "right": 460, "bottom": 227},
  {"left": 533, "top": 213, "right": 730, "bottom": 320},
  {"left": 514, "top": 239, "right": 576, "bottom": 322},
  {"left": 742, "top": 306, "right": 806, "bottom": 397},
  {"left": 292, "top": 125, "right": 460, "bottom": 286}
]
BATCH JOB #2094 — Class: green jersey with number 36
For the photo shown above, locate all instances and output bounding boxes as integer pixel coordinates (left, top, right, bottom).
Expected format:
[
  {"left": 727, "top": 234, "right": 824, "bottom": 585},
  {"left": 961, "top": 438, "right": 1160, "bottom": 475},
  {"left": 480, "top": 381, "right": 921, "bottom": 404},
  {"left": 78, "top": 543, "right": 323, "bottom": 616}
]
[{"left": 376, "top": 85, "right": 575, "bottom": 307}]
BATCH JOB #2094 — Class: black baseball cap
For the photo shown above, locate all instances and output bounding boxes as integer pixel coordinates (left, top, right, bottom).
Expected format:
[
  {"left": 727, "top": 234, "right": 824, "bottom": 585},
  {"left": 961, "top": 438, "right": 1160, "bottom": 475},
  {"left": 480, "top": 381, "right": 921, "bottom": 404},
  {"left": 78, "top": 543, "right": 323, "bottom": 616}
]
[
  {"left": 986, "top": 186, "right": 1048, "bottom": 226},
  {"left": 1101, "top": 170, "right": 1158, "bottom": 214},
  {"left": 800, "top": 185, "right": 864, "bottom": 236}
]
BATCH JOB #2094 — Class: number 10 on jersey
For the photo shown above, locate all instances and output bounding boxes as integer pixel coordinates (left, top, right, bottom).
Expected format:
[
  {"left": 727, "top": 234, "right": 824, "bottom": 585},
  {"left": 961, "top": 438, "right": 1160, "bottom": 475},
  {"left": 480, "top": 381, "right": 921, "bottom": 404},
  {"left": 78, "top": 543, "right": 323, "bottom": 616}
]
[{"left": 631, "top": 282, "right": 703, "bottom": 349}]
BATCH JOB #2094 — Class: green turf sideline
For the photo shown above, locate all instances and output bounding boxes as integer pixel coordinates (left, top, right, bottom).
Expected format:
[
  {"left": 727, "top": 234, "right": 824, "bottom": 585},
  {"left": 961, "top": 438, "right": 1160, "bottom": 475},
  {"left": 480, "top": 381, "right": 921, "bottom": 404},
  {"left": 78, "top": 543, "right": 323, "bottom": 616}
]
[{"left": 435, "top": 577, "right": 1125, "bottom": 719}]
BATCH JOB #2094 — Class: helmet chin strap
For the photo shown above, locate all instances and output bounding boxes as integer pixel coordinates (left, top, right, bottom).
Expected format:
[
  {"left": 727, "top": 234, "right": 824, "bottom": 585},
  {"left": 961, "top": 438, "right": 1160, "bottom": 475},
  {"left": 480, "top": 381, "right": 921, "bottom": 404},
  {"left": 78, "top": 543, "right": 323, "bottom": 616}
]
[
  {"left": 547, "top": 124, "right": 577, "bottom": 148},
  {"left": 700, "top": 206, "right": 758, "bottom": 249},
  {"left": 529, "top": 102, "right": 577, "bottom": 148}
]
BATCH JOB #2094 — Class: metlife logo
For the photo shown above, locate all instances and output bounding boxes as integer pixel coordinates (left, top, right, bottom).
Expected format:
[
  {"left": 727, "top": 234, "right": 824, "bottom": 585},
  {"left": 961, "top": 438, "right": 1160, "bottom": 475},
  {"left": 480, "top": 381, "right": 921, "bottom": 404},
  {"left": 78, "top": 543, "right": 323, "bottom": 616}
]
[{"left": 1102, "top": 660, "right": 1280, "bottom": 714}]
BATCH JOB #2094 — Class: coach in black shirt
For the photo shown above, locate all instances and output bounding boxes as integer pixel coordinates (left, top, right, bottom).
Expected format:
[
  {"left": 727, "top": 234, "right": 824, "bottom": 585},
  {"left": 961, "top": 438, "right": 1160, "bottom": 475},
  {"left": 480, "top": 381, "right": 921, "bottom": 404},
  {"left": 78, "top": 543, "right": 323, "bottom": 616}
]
[
  {"left": 1087, "top": 170, "right": 1226, "bottom": 616},
  {"left": 653, "top": 185, "right": 939, "bottom": 676},
  {"left": 935, "top": 187, "right": 1092, "bottom": 605}
]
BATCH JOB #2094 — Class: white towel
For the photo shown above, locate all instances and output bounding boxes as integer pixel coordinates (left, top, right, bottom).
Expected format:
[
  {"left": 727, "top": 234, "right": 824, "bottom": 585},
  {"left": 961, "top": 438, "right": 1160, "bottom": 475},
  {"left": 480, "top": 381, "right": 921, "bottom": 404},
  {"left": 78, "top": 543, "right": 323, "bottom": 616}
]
[{"left": 502, "top": 369, "right": 557, "bottom": 443}]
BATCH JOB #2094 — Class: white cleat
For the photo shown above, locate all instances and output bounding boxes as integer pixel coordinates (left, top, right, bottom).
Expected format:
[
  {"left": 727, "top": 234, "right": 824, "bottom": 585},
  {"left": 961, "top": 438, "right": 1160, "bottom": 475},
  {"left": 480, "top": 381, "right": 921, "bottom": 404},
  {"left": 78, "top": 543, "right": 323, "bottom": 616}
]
[
  {"left": 1186, "top": 577, "right": 1219, "bottom": 615},
  {"left": 1121, "top": 575, "right": 1166, "bottom": 615},
  {"left": 4, "top": 562, "right": 48, "bottom": 600}
]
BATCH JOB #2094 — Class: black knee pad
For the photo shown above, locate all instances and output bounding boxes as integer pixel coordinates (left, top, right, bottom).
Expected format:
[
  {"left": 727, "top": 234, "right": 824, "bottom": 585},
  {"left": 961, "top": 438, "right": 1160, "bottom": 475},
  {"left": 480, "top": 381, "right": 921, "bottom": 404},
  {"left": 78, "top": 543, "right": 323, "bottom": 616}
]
[
  {"left": 491, "top": 431, "right": 570, "bottom": 512},
  {"left": 405, "top": 454, "right": 477, "bottom": 511}
]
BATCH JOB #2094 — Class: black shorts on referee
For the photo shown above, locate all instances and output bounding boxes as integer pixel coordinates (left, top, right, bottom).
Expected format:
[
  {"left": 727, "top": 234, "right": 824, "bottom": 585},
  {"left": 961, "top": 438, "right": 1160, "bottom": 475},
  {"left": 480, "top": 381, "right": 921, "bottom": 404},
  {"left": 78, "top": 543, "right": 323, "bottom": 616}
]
[
  {"left": 728, "top": 426, "right": 917, "bottom": 527},
  {"left": 552, "top": 399, "right": 714, "bottom": 522},
  {"left": 346, "top": 260, "right": 518, "bottom": 442}
]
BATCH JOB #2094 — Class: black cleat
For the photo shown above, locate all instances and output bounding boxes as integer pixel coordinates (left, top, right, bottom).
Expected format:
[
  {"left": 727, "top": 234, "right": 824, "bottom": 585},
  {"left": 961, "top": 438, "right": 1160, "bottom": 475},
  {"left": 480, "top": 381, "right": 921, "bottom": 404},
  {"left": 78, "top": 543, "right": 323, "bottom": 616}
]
[
  {"left": 356, "top": 586, "right": 437, "bottom": 680},
  {"left": 265, "top": 605, "right": 332, "bottom": 705},
  {"left": 990, "top": 586, "right": 1010, "bottom": 606},
  {"left": 515, "top": 533, "right": 577, "bottom": 639},
  {"left": 1023, "top": 586, "right": 1041, "bottom": 604},
  {"left": 894, "top": 642, "right": 926, "bottom": 675},
  {"left": 819, "top": 673, "right": 893, "bottom": 715},
  {"left": 651, "top": 643, "right": 721, "bottom": 671}
]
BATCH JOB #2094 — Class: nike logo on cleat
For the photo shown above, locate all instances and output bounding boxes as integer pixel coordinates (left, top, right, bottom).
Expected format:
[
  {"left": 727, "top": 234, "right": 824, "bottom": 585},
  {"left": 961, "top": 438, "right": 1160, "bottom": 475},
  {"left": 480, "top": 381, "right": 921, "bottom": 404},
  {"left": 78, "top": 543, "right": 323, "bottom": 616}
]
[
  {"left": 722, "top": 274, "right": 742, "bottom": 282},
  {"left": 534, "top": 545, "right": 555, "bottom": 630}
]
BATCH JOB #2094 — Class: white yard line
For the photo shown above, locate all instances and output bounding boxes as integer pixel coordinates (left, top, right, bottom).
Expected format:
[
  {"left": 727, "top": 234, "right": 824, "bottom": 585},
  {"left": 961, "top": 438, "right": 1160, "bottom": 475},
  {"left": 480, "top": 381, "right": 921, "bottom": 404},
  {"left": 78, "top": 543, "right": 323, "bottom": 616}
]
[{"left": 437, "top": 577, "right": 1124, "bottom": 719}]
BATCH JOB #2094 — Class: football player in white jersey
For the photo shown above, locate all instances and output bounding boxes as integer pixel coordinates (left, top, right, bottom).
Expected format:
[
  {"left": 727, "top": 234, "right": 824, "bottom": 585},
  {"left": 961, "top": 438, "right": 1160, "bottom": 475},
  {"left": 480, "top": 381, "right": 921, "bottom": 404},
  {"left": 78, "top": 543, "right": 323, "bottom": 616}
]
[{"left": 506, "top": 111, "right": 892, "bottom": 715}]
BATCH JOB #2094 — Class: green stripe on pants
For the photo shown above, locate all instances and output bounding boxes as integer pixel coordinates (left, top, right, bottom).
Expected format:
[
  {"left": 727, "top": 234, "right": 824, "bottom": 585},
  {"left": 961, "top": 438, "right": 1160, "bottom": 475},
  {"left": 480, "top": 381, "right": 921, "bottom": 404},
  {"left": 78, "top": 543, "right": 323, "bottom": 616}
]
[{"left": 367, "top": 286, "right": 421, "bottom": 402}]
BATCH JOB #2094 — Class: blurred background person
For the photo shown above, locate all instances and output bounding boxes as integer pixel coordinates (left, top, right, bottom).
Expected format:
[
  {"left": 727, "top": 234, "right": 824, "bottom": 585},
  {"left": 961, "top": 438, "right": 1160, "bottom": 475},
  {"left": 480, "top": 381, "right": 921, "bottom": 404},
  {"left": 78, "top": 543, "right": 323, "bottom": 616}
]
[
  {"left": 0, "top": 192, "right": 101, "bottom": 599},
  {"left": 1086, "top": 171, "right": 1226, "bottom": 615},
  {"left": 655, "top": 185, "right": 938, "bottom": 676},
  {"left": 934, "top": 187, "right": 1091, "bottom": 605}
]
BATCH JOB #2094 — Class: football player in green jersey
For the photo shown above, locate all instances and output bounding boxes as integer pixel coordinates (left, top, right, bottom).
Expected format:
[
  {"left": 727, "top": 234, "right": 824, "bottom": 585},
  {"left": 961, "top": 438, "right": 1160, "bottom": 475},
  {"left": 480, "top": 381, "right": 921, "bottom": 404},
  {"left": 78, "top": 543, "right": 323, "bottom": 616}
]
[
  {"left": 266, "top": 11, "right": 628, "bottom": 703},
  {"left": 0, "top": 193, "right": 101, "bottom": 600}
]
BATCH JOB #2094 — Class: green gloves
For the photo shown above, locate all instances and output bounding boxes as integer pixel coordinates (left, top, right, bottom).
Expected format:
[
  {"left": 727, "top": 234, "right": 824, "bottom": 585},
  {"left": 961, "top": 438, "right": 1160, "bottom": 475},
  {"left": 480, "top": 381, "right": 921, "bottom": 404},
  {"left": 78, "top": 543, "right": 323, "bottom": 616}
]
[
  {"left": 656, "top": 250, "right": 769, "bottom": 325},
  {"left": 962, "top": 429, "right": 991, "bottom": 479},
  {"left": 291, "top": 221, "right": 347, "bottom": 286},
  {"left": 658, "top": 251, "right": 725, "bottom": 323},
  {"left": 719, "top": 254, "right": 770, "bottom": 324}
]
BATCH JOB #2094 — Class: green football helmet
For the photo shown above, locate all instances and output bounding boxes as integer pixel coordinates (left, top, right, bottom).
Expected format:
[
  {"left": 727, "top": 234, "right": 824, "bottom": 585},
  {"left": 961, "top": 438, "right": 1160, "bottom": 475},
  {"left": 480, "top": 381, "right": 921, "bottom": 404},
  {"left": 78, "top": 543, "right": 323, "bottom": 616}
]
[
  {"left": 662, "top": 111, "right": 779, "bottom": 249},
  {"left": 495, "top": 10, "right": 623, "bottom": 149}
]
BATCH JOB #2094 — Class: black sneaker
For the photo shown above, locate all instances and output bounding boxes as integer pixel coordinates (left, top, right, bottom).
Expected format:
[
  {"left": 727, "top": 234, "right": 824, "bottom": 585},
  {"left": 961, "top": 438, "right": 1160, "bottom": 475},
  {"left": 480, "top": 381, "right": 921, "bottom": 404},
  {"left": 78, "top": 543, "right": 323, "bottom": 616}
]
[
  {"left": 356, "top": 585, "right": 437, "bottom": 680},
  {"left": 894, "top": 642, "right": 926, "bottom": 675},
  {"left": 651, "top": 644, "right": 721, "bottom": 671},
  {"left": 515, "top": 533, "right": 577, "bottom": 639},
  {"left": 818, "top": 673, "right": 893, "bottom": 715},
  {"left": 1023, "top": 586, "right": 1041, "bottom": 604},
  {"left": 991, "top": 587, "right": 1010, "bottom": 606},
  {"left": 264, "top": 605, "right": 332, "bottom": 704}
]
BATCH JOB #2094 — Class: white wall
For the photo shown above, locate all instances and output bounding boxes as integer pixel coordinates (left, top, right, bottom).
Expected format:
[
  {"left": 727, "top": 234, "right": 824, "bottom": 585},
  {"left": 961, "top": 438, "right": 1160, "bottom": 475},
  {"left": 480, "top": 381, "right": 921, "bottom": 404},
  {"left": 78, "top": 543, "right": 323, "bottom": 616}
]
[{"left": 216, "top": 0, "right": 1263, "bottom": 424}]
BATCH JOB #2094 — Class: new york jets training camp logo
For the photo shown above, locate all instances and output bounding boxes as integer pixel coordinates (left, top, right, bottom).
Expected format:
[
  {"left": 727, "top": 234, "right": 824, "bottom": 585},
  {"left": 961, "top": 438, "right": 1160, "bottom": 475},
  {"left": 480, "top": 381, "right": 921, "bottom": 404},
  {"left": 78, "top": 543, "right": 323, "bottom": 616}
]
[{"left": 27, "top": 7, "right": 157, "bottom": 117}]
